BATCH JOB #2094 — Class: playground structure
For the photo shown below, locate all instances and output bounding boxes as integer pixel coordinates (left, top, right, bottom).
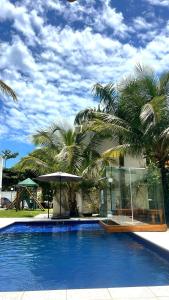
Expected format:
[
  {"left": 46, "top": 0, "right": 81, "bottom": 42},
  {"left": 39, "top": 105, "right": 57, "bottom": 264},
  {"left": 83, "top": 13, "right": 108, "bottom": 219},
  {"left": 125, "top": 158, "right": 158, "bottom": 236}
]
[{"left": 7, "top": 178, "right": 44, "bottom": 211}]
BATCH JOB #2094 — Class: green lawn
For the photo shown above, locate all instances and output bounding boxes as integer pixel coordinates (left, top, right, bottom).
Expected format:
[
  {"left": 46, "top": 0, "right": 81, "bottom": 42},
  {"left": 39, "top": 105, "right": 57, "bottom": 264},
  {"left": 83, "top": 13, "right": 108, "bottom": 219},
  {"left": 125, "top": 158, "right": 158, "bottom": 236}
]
[{"left": 0, "top": 209, "right": 51, "bottom": 218}]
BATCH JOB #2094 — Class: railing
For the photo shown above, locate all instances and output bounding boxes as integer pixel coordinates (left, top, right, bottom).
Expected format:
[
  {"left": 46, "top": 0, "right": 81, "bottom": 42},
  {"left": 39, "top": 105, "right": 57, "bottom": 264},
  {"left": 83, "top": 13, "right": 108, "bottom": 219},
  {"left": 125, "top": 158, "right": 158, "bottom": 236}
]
[{"left": 112, "top": 208, "right": 164, "bottom": 224}]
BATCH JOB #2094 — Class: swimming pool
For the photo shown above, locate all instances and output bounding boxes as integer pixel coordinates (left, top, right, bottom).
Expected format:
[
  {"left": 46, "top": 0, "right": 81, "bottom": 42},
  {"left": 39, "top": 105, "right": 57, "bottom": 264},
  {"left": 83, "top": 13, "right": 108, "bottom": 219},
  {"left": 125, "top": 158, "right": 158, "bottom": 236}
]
[{"left": 0, "top": 221, "right": 169, "bottom": 291}]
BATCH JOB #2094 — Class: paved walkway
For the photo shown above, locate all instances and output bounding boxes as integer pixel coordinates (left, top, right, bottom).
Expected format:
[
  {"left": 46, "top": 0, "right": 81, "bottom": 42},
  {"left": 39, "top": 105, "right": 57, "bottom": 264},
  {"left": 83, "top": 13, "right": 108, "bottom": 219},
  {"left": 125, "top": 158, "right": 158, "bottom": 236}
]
[
  {"left": 135, "top": 231, "right": 169, "bottom": 251},
  {"left": 1, "top": 286, "right": 169, "bottom": 300},
  {"left": 0, "top": 217, "right": 169, "bottom": 299}
]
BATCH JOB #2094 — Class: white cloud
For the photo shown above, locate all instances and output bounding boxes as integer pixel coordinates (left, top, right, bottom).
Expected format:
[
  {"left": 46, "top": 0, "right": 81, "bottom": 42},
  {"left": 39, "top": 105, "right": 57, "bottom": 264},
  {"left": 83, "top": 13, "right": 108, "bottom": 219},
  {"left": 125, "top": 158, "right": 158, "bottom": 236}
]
[
  {"left": 141, "top": 35, "right": 169, "bottom": 71},
  {"left": 1, "top": 20, "right": 169, "bottom": 142},
  {"left": 133, "top": 17, "right": 154, "bottom": 30},
  {"left": 146, "top": 0, "right": 169, "bottom": 6},
  {"left": 0, "top": 0, "right": 169, "bottom": 145},
  {"left": 0, "top": 0, "right": 129, "bottom": 43},
  {"left": 132, "top": 16, "right": 165, "bottom": 43},
  {"left": 0, "top": 0, "right": 44, "bottom": 44},
  {"left": 91, "top": 0, "right": 128, "bottom": 36},
  {"left": 0, "top": 37, "right": 38, "bottom": 77},
  {"left": 43, "top": 0, "right": 128, "bottom": 37}
]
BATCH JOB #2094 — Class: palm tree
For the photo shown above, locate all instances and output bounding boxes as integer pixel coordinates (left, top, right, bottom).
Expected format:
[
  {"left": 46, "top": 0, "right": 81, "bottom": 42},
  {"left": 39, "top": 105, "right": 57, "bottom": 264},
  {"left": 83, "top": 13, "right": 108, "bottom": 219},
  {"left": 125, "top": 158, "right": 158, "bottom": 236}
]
[
  {"left": 76, "top": 65, "right": 169, "bottom": 220},
  {"left": 15, "top": 122, "right": 114, "bottom": 216},
  {"left": 0, "top": 80, "right": 17, "bottom": 101},
  {"left": 15, "top": 126, "right": 80, "bottom": 216},
  {"left": 118, "top": 66, "right": 169, "bottom": 220},
  {"left": 1, "top": 149, "right": 19, "bottom": 168},
  {"left": 75, "top": 82, "right": 123, "bottom": 162}
]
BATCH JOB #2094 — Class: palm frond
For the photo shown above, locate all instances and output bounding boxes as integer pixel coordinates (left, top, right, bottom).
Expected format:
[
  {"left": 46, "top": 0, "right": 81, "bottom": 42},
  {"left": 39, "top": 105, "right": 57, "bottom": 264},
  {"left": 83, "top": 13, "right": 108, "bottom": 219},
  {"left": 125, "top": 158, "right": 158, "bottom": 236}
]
[
  {"left": 15, "top": 156, "right": 49, "bottom": 175},
  {"left": 32, "top": 130, "right": 61, "bottom": 150},
  {"left": 0, "top": 80, "right": 17, "bottom": 101},
  {"left": 55, "top": 145, "right": 84, "bottom": 174},
  {"left": 140, "top": 103, "right": 155, "bottom": 126},
  {"left": 159, "top": 72, "right": 169, "bottom": 95},
  {"left": 91, "top": 112, "right": 129, "bottom": 126},
  {"left": 92, "top": 83, "right": 117, "bottom": 113},
  {"left": 135, "top": 63, "right": 154, "bottom": 78},
  {"left": 140, "top": 95, "right": 166, "bottom": 126},
  {"left": 102, "top": 144, "right": 130, "bottom": 158},
  {"left": 85, "top": 113, "right": 133, "bottom": 141},
  {"left": 82, "top": 156, "right": 114, "bottom": 179},
  {"left": 159, "top": 127, "right": 169, "bottom": 155},
  {"left": 74, "top": 108, "right": 98, "bottom": 125}
]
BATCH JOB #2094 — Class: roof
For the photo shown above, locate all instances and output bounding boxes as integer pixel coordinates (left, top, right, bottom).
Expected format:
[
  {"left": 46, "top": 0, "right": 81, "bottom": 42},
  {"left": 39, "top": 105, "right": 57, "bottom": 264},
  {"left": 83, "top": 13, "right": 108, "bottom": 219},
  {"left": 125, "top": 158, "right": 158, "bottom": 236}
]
[{"left": 18, "top": 178, "right": 38, "bottom": 187}]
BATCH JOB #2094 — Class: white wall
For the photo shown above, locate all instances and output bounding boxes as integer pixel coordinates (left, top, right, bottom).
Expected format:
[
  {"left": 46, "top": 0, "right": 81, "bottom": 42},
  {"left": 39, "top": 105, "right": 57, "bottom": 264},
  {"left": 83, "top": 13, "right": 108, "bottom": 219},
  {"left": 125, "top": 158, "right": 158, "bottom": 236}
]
[
  {"left": 1, "top": 191, "right": 17, "bottom": 202},
  {"left": 97, "top": 138, "right": 146, "bottom": 168},
  {"left": 124, "top": 154, "right": 146, "bottom": 168}
]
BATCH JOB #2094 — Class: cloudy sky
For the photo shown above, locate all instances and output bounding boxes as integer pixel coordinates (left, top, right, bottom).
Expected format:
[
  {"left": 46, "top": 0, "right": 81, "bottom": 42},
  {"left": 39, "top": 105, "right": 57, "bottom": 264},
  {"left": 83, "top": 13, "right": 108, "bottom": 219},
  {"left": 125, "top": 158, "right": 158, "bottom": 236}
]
[{"left": 0, "top": 0, "right": 169, "bottom": 166}]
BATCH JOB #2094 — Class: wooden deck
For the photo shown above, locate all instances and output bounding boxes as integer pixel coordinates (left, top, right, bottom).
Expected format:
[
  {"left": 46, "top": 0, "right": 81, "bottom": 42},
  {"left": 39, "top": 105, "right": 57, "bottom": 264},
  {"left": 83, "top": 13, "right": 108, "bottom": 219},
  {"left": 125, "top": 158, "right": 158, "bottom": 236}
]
[
  {"left": 99, "top": 217, "right": 167, "bottom": 232},
  {"left": 110, "top": 214, "right": 146, "bottom": 225}
]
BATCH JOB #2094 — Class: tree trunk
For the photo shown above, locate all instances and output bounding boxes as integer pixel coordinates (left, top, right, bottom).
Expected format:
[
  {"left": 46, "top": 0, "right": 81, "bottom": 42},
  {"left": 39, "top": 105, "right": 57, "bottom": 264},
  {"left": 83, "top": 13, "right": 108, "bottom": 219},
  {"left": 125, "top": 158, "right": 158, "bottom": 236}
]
[
  {"left": 160, "top": 166, "right": 169, "bottom": 223},
  {"left": 119, "top": 153, "right": 124, "bottom": 167},
  {"left": 68, "top": 184, "right": 79, "bottom": 217},
  {"left": 119, "top": 154, "right": 126, "bottom": 208}
]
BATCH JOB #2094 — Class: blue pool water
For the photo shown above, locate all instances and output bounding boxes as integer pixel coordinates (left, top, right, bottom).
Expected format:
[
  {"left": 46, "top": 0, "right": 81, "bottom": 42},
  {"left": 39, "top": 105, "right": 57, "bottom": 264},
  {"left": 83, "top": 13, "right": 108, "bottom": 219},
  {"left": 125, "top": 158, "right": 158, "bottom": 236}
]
[
  {"left": 0, "top": 221, "right": 169, "bottom": 291},
  {"left": 0, "top": 221, "right": 100, "bottom": 234}
]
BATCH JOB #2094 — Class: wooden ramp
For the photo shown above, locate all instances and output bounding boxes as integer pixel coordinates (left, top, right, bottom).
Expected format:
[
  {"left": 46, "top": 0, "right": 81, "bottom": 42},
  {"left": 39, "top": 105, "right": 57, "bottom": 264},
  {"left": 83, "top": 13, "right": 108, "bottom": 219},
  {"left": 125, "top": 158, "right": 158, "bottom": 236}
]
[
  {"left": 111, "top": 215, "right": 146, "bottom": 225},
  {"left": 99, "top": 218, "right": 167, "bottom": 232}
]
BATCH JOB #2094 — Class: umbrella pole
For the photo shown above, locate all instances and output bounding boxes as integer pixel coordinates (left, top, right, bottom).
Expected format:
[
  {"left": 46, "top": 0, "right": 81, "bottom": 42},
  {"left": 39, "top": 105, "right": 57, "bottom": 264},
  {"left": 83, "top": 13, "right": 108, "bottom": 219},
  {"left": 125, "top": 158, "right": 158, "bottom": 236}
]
[{"left": 60, "top": 177, "right": 61, "bottom": 216}]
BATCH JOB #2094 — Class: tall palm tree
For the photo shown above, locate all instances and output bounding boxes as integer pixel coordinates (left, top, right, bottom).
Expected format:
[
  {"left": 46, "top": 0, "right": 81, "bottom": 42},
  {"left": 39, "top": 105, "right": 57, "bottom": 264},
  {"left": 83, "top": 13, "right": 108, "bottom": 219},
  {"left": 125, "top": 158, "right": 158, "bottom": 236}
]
[
  {"left": 75, "top": 82, "right": 123, "bottom": 163},
  {"left": 15, "top": 122, "right": 113, "bottom": 216},
  {"left": 76, "top": 65, "right": 169, "bottom": 220},
  {"left": 1, "top": 149, "right": 19, "bottom": 168}
]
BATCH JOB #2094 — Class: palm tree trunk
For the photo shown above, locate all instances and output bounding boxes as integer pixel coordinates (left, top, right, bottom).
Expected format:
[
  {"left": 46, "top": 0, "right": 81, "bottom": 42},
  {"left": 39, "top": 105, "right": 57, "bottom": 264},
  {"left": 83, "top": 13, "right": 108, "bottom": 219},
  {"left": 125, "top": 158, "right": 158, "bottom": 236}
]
[
  {"left": 119, "top": 153, "right": 124, "bottom": 167},
  {"left": 160, "top": 166, "right": 169, "bottom": 223},
  {"left": 119, "top": 153, "right": 126, "bottom": 208},
  {"left": 68, "top": 184, "right": 79, "bottom": 217}
]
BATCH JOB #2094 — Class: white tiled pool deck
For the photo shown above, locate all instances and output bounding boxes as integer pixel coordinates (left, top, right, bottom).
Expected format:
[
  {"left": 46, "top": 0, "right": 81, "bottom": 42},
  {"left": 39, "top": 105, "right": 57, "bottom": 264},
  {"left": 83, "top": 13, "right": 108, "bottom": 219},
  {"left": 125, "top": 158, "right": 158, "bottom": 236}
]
[
  {"left": 1, "top": 286, "right": 169, "bottom": 300},
  {"left": 0, "top": 217, "right": 169, "bottom": 300}
]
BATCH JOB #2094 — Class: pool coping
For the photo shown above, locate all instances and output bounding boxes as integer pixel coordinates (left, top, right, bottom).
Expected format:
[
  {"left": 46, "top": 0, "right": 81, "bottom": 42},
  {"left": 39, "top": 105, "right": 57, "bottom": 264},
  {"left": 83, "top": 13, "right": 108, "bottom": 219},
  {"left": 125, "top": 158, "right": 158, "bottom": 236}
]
[
  {"left": 0, "top": 218, "right": 169, "bottom": 299},
  {"left": 0, "top": 218, "right": 101, "bottom": 233},
  {"left": 0, "top": 217, "right": 169, "bottom": 248},
  {"left": 1, "top": 286, "right": 169, "bottom": 299},
  {"left": 0, "top": 217, "right": 103, "bottom": 229}
]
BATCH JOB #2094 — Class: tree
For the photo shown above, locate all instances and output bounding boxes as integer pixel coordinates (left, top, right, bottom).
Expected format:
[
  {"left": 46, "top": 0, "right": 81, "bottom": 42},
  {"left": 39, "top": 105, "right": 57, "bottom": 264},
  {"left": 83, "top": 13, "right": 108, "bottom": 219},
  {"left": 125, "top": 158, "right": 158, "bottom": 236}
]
[
  {"left": 118, "top": 66, "right": 169, "bottom": 220},
  {"left": 16, "top": 122, "right": 86, "bottom": 210},
  {"left": 75, "top": 82, "right": 122, "bottom": 162},
  {"left": 2, "top": 168, "right": 35, "bottom": 191},
  {"left": 1, "top": 149, "right": 19, "bottom": 168},
  {"left": 15, "top": 123, "right": 113, "bottom": 216},
  {"left": 76, "top": 65, "right": 169, "bottom": 220},
  {"left": 0, "top": 80, "right": 17, "bottom": 168}
]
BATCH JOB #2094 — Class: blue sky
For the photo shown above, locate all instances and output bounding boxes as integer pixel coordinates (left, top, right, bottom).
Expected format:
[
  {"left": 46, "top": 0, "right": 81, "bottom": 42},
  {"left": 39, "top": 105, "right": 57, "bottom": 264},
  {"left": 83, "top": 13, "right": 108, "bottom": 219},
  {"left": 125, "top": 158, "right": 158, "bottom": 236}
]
[{"left": 0, "top": 0, "right": 169, "bottom": 167}]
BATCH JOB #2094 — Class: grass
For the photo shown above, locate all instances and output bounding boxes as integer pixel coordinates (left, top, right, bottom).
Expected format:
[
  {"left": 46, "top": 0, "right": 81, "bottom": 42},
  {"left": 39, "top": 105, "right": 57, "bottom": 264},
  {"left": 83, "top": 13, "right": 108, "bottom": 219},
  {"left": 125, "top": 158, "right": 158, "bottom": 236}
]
[{"left": 0, "top": 209, "right": 51, "bottom": 218}]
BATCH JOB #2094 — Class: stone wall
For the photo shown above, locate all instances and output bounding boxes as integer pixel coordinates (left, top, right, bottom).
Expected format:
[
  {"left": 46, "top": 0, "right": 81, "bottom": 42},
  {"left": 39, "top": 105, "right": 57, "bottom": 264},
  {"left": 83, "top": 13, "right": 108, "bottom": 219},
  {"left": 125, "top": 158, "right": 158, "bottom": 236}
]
[{"left": 82, "top": 189, "right": 100, "bottom": 215}]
